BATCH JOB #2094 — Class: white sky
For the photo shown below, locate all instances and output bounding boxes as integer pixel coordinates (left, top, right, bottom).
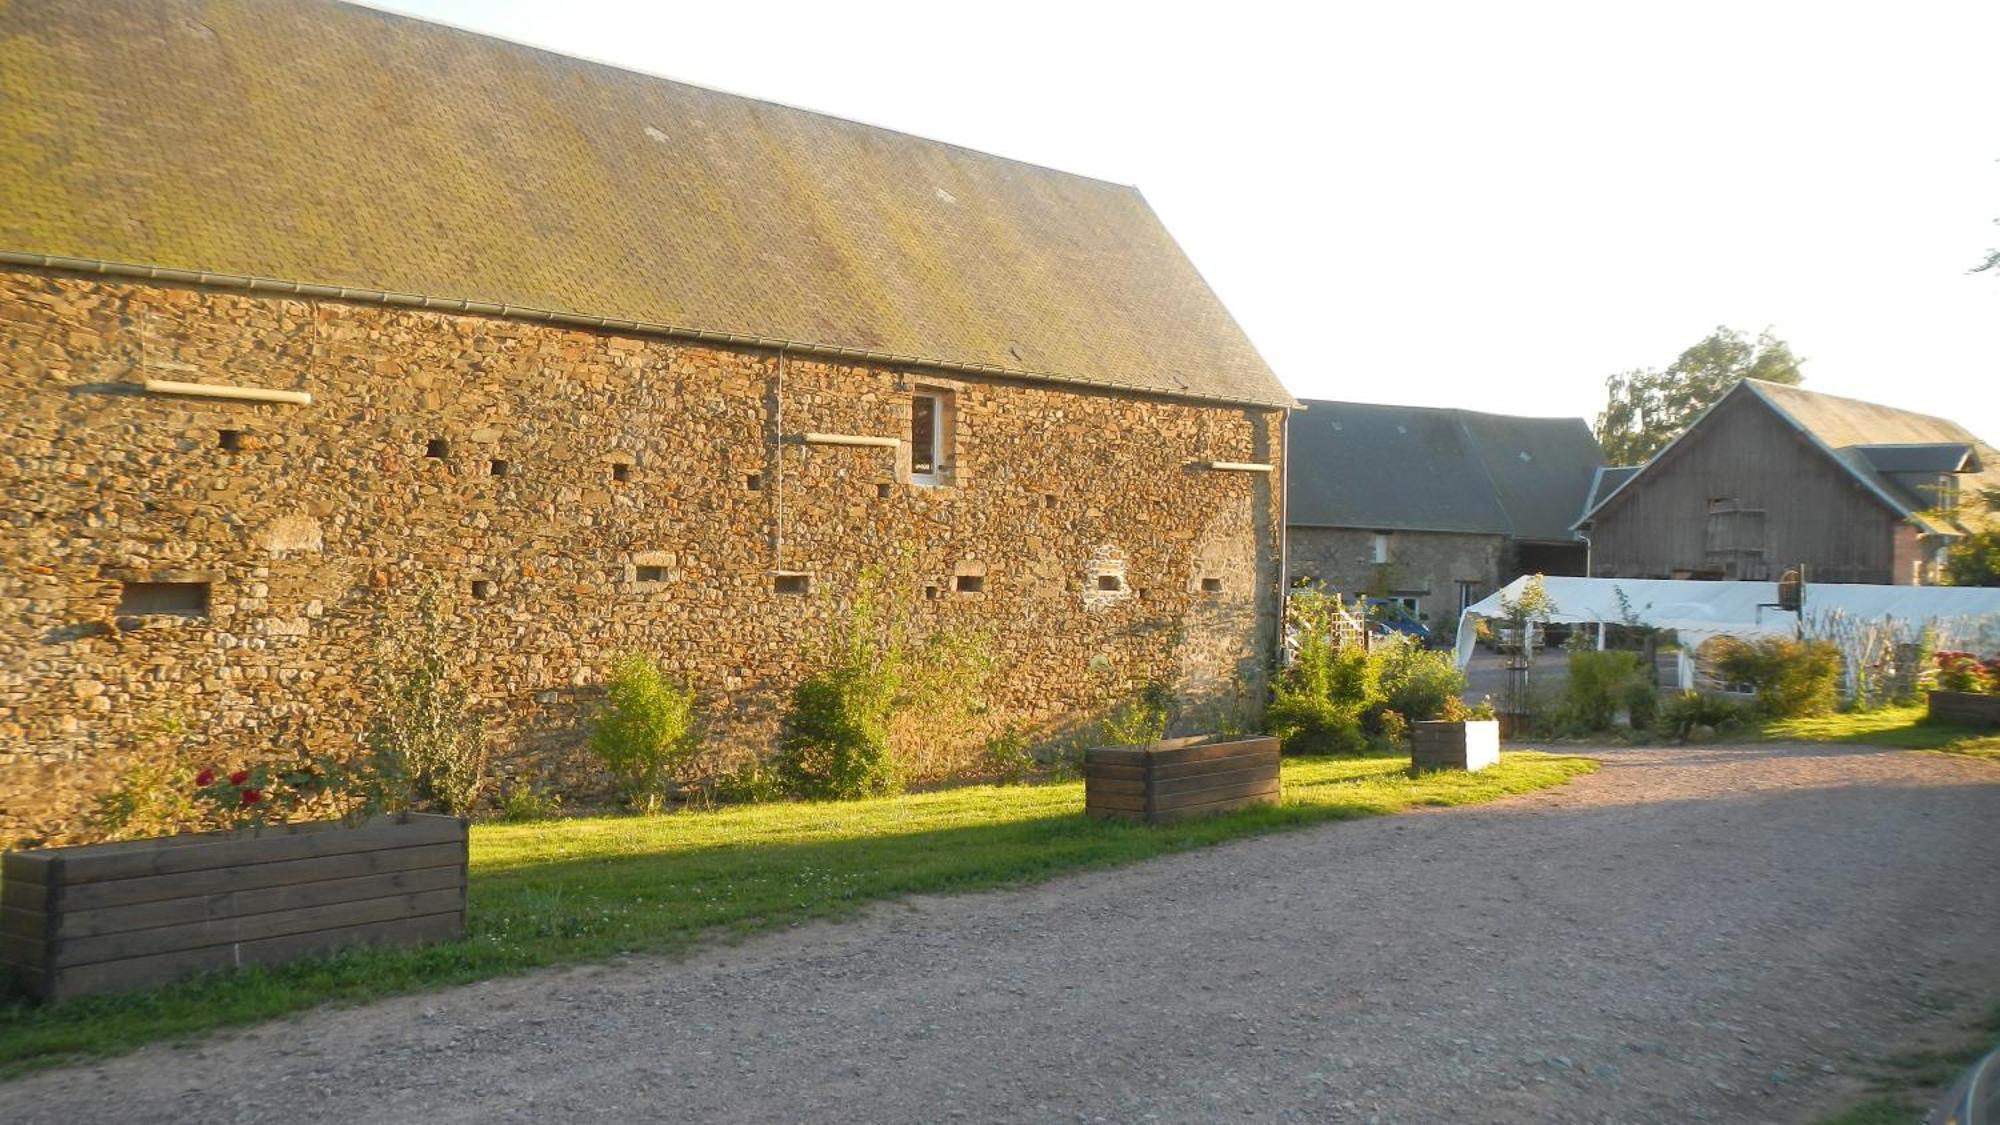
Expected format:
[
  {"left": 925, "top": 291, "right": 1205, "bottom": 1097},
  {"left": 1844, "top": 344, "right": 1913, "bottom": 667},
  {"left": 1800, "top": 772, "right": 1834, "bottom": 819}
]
[{"left": 385, "top": 0, "right": 2000, "bottom": 441}]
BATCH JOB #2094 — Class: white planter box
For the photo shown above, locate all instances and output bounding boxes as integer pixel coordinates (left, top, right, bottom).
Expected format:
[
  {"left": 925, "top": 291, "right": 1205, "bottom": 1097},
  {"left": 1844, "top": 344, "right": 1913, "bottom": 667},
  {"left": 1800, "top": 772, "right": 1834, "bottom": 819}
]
[{"left": 1411, "top": 720, "right": 1500, "bottom": 771}]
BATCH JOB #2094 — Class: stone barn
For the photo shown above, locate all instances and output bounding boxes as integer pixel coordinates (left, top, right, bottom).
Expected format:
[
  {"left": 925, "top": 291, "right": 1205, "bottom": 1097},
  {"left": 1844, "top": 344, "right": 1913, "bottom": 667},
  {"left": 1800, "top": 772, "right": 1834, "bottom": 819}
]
[{"left": 0, "top": 0, "right": 1295, "bottom": 841}]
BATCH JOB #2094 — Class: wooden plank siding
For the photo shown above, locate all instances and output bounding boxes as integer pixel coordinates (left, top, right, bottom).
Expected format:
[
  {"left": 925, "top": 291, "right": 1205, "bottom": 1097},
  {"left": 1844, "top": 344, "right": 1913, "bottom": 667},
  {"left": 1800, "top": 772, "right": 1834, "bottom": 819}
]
[
  {"left": 1586, "top": 391, "right": 1906, "bottom": 585},
  {"left": 1084, "top": 737, "right": 1280, "bottom": 824},
  {"left": 1, "top": 814, "right": 467, "bottom": 1002}
]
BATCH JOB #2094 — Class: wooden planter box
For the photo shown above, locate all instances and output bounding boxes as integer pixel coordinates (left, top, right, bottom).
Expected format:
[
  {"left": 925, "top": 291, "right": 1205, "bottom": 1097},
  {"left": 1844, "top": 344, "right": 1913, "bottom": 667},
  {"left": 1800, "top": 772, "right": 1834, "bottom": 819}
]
[
  {"left": 1084, "top": 736, "right": 1280, "bottom": 824},
  {"left": 1928, "top": 690, "right": 2000, "bottom": 728},
  {"left": 1, "top": 813, "right": 467, "bottom": 1002},
  {"left": 1412, "top": 720, "right": 1501, "bottom": 771}
]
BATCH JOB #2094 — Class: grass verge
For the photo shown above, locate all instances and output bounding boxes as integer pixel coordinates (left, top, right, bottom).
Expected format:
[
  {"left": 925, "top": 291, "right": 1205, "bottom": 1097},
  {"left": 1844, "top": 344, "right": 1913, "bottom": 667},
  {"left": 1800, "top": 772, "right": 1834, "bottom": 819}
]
[
  {"left": 1817, "top": 1003, "right": 2000, "bottom": 1124},
  {"left": 1760, "top": 705, "right": 2000, "bottom": 761},
  {"left": 0, "top": 750, "right": 1594, "bottom": 1078}
]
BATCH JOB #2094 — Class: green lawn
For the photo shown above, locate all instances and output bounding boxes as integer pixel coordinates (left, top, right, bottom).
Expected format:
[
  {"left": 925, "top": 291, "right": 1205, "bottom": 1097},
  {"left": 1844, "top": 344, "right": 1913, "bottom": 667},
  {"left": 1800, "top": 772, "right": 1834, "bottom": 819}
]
[
  {"left": 0, "top": 750, "right": 1594, "bottom": 1078},
  {"left": 1761, "top": 705, "right": 2000, "bottom": 761}
]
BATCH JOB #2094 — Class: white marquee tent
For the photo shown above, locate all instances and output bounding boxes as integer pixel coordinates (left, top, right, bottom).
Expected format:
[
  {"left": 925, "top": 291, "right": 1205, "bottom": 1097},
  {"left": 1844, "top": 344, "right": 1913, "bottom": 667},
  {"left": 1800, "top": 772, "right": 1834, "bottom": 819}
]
[{"left": 1454, "top": 576, "right": 2000, "bottom": 682}]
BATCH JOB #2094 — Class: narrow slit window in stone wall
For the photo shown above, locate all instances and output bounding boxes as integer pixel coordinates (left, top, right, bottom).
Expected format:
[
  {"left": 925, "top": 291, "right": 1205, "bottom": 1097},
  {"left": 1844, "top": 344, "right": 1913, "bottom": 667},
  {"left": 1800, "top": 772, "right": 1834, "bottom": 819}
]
[
  {"left": 774, "top": 574, "right": 811, "bottom": 595},
  {"left": 218, "top": 429, "right": 243, "bottom": 452},
  {"left": 426, "top": 438, "right": 450, "bottom": 459},
  {"left": 636, "top": 565, "right": 667, "bottom": 583},
  {"left": 1097, "top": 574, "right": 1122, "bottom": 592},
  {"left": 1202, "top": 577, "right": 1224, "bottom": 595},
  {"left": 746, "top": 473, "right": 762, "bottom": 491},
  {"left": 489, "top": 459, "right": 509, "bottom": 478},
  {"left": 955, "top": 574, "right": 984, "bottom": 594},
  {"left": 117, "top": 581, "right": 210, "bottom": 618},
  {"left": 612, "top": 463, "right": 631, "bottom": 483},
  {"left": 470, "top": 580, "right": 494, "bottom": 600},
  {"left": 910, "top": 389, "right": 953, "bottom": 485}
]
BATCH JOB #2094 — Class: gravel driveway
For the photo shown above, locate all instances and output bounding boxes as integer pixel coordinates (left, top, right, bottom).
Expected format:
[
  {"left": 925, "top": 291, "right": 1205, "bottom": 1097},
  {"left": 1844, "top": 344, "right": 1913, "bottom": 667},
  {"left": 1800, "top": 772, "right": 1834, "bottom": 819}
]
[{"left": 5, "top": 742, "right": 1997, "bottom": 1124}]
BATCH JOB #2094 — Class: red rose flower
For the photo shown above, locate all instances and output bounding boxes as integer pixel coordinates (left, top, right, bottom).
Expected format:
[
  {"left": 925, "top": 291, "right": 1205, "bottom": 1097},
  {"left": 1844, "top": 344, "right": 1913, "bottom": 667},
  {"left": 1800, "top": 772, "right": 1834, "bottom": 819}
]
[
  {"left": 194, "top": 769, "right": 217, "bottom": 787},
  {"left": 240, "top": 788, "right": 262, "bottom": 805},
  {"left": 229, "top": 770, "right": 250, "bottom": 785}
]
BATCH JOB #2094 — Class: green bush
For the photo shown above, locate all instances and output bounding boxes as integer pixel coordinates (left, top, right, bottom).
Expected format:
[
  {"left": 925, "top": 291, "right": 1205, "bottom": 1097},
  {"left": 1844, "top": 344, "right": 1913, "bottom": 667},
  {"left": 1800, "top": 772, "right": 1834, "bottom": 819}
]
[
  {"left": 1375, "top": 708, "right": 1409, "bottom": 748},
  {"left": 1376, "top": 640, "right": 1467, "bottom": 725},
  {"left": 712, "top": 758, "right": 788, "bottom": 804},
  {"left": 1714, "top": 638, "right": 1842, "bottom": 718},
  {"left": 1101, "top": 681, "right": 1171, "bottom": 747},
  {"left": 1269, "top": 592, "right": 1376, "bottom": 754},
  {"left": 1660, "top": 691, "right": 1752, "bottom": 740},
  {"left": 364, "top": 604, "right": 488, "bottom": 816},
  {"left": 589, "top": 653, "right": 699, "bottom": 809},
  {"left": 981, "top": 725, "right": 1033, "bottom": 784},
  {"left": 1563, "top": 650, "right": 1649, "bottom": 732},
  {"left": 1623, "top": 680, "right": 1659, "bottom": 732},
  {"left": 499, "top": 780, "right": 564, "bottom": 822}
]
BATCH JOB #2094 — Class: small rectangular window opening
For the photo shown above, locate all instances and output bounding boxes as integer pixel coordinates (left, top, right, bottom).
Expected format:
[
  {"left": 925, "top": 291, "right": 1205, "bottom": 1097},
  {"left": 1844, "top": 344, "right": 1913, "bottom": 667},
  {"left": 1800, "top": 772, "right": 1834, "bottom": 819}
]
[
  {"left": 1097, "top": 574, "right": 1122, "bottom": 592},
  {"left": 877, "top": 482, "right": 893, "bottom": 499},
  {"left": 469, "top": 579, "right": 494, "bottom": 600},
  {"left": 746, "top": 473, "right": 763, "bottom": 491},
  {"left": 774, "top": 574, "right": 810, "bottom": 596},
  {"left": 425, "top": 438, "right": 450, "bottom": 459},
  {"left": 636, "top": 565, "right": 667, "bottom": 583},
  {"left": 612, "top": 463, "right": 631, "bottom": 483},
  {"left": 217, "top": 429, "right": 243, "bottom": 452},
  {"left": 955, "top": 574, "right": 984, "bottom": 594},
  {"left": 1371, "top": 533, "right": 1392, "bottom": 565},
  {"left": 489, "top": 459, "right": 509, "bottom": 477},
  {"left": 910, "top": 393, "right": 940, "bottom": 482},
  {"left": 117, "top": 581, "right": 210, "bottom": 618},
  {"left": 1201, "top": 577, "right": 1224, "bottom": 594},
  {"left": 924, "top": 584, "right": 940, "bottom": 600}
]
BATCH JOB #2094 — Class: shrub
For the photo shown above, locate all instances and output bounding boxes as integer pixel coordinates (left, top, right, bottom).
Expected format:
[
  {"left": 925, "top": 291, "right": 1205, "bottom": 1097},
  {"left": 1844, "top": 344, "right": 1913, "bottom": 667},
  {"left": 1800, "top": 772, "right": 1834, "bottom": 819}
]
[
  {"left": 1714, "top": 638, "right": 1841, "bottom": 718},
  {"left": 499, "top": 780, "right": 564, "bottom": 823},
  {"left": 1563, "top": 650, "right": 1649, "bottom": 732},
  {"left": 1376, "top": 640, "right": 1467, "bottom": 724},
  {"left": 1101, "top": 681, "right": 1171, "bottom": 747},
  {"left": 712, "top": 758, "right": 788, "bottom": 804},
  {"left": 1375, "top": 709, "right": 1409, "bottom": 748},
  {"left": 1660, "top": 691, "right": 1752, "bottom": 740},
  {"left": 363, "top": 597, "right": 489, "bottom": 816},
  {"left": 1623, "top": 681, "right": 1659, "bottom": 732},
  {"left": 776, "top": 588, "right": 904, "bottom": 800},
  {"left": 589, "top": 652, "right": 700, "bottom": 809},
  {"left": 981, "top": 725, "right": 1033, "bottom": 784},
  {"left": 93, "top": 756, "right": 205, "bottom": 841}
]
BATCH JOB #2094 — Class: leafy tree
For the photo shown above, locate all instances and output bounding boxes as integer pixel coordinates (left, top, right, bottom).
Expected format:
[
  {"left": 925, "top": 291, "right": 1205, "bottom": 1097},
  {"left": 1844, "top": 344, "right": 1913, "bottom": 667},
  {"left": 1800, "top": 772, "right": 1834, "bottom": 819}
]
[
  {"left": 1595, "top": 327, "right": 1805, "bottom": 465},
  {"left": 1942, "top": 486, "right": 2000, "bottom": 586},
  {"left": 589, "top": 652, "right": 700, "bottom": 810}
]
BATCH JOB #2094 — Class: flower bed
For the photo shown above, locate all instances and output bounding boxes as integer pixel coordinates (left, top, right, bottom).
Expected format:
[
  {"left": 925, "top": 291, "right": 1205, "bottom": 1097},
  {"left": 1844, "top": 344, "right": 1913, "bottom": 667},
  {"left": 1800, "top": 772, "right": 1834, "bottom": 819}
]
[
  {"left": 1083, "top": 736, "right": 1281, "bottom": 824},
  {"left": 1, "top": 813, "right": 467, "bottom": 1002},
  {"left": 1412, "top": 719, "right": 1501, "bottom": 771},
  {"left": 1927, "top": 690, "right": 2000, "bottom": 728}
]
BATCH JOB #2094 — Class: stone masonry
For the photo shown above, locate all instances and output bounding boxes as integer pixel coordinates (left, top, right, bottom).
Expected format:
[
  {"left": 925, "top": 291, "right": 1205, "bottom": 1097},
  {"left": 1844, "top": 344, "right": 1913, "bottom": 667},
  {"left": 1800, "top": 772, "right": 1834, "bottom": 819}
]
[{"left": 0, "top": 268, "right": 1284, "bottom": 843}]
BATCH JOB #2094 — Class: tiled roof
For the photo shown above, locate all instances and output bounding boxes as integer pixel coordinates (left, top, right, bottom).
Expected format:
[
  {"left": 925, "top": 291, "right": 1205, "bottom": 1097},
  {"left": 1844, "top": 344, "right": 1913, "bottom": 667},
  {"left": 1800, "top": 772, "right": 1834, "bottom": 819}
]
[
  {"left": 1288, "top": 400, "right": 1605, "bottom": 541},
  {"left": 0, "top": 0, "right": 1293, "bottom": 408}
]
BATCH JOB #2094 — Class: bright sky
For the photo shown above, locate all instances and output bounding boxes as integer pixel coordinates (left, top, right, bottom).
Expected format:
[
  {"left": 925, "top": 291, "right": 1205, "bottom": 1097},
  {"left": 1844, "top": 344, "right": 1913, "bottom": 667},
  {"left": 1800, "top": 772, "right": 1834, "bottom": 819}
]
[{"left": 384, "top": 0, "right": 2000, "bottom": 441}]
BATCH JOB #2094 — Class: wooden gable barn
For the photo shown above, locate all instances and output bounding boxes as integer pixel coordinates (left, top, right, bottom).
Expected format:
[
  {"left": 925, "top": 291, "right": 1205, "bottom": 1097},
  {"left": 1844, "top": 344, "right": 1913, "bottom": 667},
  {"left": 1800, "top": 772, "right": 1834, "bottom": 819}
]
[{"left": 1576, "top": 380, "right": 2000, "bottom": 585}]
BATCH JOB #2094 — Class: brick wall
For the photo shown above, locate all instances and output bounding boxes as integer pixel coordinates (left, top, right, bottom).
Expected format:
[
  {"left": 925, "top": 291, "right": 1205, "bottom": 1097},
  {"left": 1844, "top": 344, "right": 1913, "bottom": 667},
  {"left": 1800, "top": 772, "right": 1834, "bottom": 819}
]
[{"left": 0, "top": 268, "right": 1284, "bottom": 843}]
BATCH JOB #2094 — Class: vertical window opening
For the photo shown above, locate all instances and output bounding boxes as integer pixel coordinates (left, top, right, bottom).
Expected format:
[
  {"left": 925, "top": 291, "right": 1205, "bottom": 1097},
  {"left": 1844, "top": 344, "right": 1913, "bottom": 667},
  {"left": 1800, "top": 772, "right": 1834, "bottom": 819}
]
[{"left": 910, "top": 392, "right": 940, "bottom": 482}]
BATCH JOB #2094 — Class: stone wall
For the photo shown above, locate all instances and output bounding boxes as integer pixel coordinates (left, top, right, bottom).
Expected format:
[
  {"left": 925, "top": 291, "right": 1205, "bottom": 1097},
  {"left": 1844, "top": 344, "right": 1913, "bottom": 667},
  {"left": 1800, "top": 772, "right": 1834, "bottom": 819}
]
[
  {"left": 1286, "top": 526, "right": 1506, "bottom": 629},
  {"left": 0, "top": 268, "right": 1284, "bottom": 844}
]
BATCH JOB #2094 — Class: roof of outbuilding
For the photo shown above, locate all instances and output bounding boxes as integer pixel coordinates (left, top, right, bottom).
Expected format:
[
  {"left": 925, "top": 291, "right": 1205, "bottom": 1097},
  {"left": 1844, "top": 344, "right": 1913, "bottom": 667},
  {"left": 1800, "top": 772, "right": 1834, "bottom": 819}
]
[
  {"left": 1287, "top": 400, "right": 1605, "bottom": 542},
  {"left": 0, "top": 0, "right": 1293, "bottom": 408},
  {"left": 1576, "top": 380, "right": 2000, "bottom": 533}
]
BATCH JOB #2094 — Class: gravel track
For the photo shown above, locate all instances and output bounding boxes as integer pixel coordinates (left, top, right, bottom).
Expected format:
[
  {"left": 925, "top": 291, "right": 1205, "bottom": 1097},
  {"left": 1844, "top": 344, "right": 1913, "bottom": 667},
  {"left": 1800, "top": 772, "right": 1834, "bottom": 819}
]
[{"left": 5, "top": 742, "right": 1997, "bottom": 1124}]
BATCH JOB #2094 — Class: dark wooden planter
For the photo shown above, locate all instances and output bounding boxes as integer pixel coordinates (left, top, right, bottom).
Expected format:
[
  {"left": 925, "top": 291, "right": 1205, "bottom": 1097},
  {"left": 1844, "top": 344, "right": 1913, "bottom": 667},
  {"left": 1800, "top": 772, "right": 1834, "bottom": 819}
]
[
  {"left": 1412, "top": 719, "right": 1501, "bottom": 771},
  {"left": 1084, "top": 736, "right": 1280, "bottom": 824},
  {"left": 1, "top": 813, "right": 467, "bottom": 1002},
  {"left": 1928, "top": 690, "right": 2000, "bottom": 728}
]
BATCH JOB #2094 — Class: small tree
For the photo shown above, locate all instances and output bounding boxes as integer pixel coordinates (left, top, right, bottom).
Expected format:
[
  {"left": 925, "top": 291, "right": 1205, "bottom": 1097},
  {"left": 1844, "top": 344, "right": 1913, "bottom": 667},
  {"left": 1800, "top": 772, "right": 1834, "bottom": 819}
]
[
  {"left": 590, "top": 653, "right": 700, "bottom": 810},
  {"left": 776, "top": 583, "right": 904, "bottom": 799},
  {"left": 1941, "top": 487, "right": 2000, "bottom": 587},
  {"left": 364, "top": 593, "right": 487, "bottom": 816},
  {"left": 1498, "top": 574, "right": 1558, "bottom": 668}
]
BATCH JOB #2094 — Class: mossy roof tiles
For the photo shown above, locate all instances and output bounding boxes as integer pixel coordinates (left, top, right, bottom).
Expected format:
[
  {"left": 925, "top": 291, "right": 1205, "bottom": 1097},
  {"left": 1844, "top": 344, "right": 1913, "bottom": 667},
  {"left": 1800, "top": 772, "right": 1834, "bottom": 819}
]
[{"left": 0, "top": 0, "right": 1293, "bottom": 407}]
